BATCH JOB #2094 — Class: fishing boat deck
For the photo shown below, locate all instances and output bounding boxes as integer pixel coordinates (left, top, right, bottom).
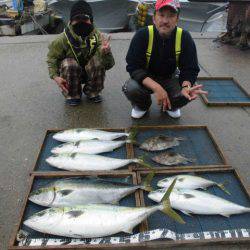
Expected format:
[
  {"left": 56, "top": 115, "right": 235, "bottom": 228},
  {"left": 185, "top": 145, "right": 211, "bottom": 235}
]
[{"left": 0, "top": 32, "right": 249, "bottom": 249}]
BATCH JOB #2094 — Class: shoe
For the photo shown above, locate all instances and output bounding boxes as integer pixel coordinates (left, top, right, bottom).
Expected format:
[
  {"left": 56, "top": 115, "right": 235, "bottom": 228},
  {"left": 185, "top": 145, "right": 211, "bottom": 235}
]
[
  {"left": 66, "top": 98, "right": 81, "bottom": 106},
  {"left": 131, "top": 106, "right": 147, "bottom": 119},
  {"left": 166, "top": 109, "right": 181, "bottom": 118},
  {"left": 88, "top": 95, "right": 102, "bottom": 103}
]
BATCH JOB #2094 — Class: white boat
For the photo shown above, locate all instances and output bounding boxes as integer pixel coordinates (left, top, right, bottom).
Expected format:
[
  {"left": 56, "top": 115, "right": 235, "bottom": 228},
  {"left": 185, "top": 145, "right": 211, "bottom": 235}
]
[{"left": 47, "top": 0, "right": 137, "bottom": 32}]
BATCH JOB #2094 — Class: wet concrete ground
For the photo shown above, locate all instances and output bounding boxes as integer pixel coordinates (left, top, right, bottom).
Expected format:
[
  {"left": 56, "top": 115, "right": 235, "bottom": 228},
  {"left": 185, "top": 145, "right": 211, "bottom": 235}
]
[{"left": 0, "top": 33, "right": 249, "bottom": 249}]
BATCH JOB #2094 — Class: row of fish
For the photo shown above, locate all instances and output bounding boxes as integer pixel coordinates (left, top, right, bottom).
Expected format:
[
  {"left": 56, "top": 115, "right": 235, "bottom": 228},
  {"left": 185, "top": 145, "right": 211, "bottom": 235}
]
[
  {"left": 52, "top": 129, "right": 182, "bottom": 152},
  {"left": 149, "top": 175, "right": 250, "bottom": 217},
  {"left": 22, "top": 129, "right": 250, "bottom": 238},
  {"left": 46, "top": 129, "right": 193, "bottom": 171},
  {"left": 28, "top": 174, "right": 250, "bottom": 217},
  {"left": 24, "top": 179, "right": 184, "bottom": 238},
  {"left": 52, "top": 130, "right": 187, "bottom": 155},
  {"left": 46, "top": 151, "right": 191, "bottom": 171},
  {"left": 24, "top": 174, "right": 250, "bottom": 238},
  {"left": 28, "top": 174, "right": 229, "bottom": 208}
]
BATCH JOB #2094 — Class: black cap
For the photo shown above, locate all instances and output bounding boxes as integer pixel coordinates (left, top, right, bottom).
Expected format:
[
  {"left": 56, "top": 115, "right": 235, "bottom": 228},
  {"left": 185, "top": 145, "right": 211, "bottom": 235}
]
[{"left": 70, "top": 0, "right": 93, "bottom": 22}]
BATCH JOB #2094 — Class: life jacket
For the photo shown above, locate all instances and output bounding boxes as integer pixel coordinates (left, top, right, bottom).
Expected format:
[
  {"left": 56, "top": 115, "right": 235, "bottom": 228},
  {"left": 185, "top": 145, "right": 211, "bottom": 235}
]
[
  {"left": 146, "top": 25, "right": 183, "bottom": 69},
  {"left": 64, "top": 27, "right": 98, "bottom": 67}
]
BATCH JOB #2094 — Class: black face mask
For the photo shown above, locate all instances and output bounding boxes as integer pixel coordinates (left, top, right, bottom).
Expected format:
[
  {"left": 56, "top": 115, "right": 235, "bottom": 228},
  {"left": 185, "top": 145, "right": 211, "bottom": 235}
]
[{"left": 72, "top": 22, "right": 94, "bottom": 38}]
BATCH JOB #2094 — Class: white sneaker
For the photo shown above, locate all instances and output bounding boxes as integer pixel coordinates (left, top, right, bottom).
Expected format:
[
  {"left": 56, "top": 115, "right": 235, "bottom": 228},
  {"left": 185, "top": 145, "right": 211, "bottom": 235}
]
[
  {"left": 166, "top": 109, "right": 181, "bottom": 118},
  {"left": 131, "top": 106, "right": 147, "bottom": 119}
]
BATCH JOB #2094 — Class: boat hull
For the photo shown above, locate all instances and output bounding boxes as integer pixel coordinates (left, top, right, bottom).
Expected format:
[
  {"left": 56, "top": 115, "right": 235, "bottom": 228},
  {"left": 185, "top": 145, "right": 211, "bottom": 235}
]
[{"left": 47, "top": 0, "right": 135, "bottom": 32}]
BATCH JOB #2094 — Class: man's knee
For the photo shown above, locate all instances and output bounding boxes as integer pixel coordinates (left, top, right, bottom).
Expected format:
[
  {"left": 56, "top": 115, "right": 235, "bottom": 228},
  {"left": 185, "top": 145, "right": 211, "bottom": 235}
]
[
  {"left": 122, "top": 79, "right": 142, "bottom": 97},
  {"left": 61, "top": 58, "right": 81, "bottom": 72}
]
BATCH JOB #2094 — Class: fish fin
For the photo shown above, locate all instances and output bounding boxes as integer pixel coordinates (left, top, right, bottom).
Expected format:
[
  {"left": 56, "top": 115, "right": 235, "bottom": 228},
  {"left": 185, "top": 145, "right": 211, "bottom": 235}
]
[
  {"left": 128, "top": 127, "right": 138, "bottom": 142},
  {"left": 176, "top": 137, "right": 186, "bottom": 141},
  {"left": 162, "top": 204, "right": 185, "bottom": 224},
  {"left": 221, "top": 213, "right": 231, "bottom": 218},
  {"left": 161, "top": 178, "right": 185, "bottom": 224},
  {"left": 187, "top": 157, "right": 195, "bottom": 163},
  {"left": 182, "top": 193, "right": 195, "bottom": 199},
  {"left": 177, "top": 177, "right": 185, "bottom": 182},
  {"left": 217, "top": 181, "right": 231, "bottom": 195},
  {"left": 123, "top": 176, "right": 130, "bottom": 183},
  {"left": 66, "top": 210, "right": 84, "bottom": 218},
  {"left": 122, "top": 226, "right": 134, "bottom": 234},
  {"left": 141, "top": 172, "right": 155, "bottom": 192},
  {"left": 138, "top": 156, "right": 155, "bottom": 170},
  {"left": 57, "top": 189, "right": 74, "bottom": 196},
  {"left": 70, "top": 153, "right": 77, "bottom": 159},
  {"left": 110, "top": 200, "right": 120, "bottom": 205},
  {"left": 181, "top": 210, "right": 193, "bottom": 216},
  {"left": 74, "top": 141, "right": 81, "bottom": 147}
]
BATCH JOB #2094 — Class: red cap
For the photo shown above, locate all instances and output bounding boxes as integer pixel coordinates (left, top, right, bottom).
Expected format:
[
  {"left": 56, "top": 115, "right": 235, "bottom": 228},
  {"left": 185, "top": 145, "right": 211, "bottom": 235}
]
[{"left": 155, "top": 0, "right": 180, "bottom": 12}]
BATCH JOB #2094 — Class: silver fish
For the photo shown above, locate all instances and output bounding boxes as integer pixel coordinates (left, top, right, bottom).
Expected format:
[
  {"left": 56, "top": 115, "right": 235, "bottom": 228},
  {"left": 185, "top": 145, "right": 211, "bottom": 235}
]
[
  {"left": 46, "top": 153, "right": 142, "bottom": 171},
  {"left": 140, "top": 135, "right": 184, "bottom": 151},
  {"left": 51, "top": 139, "right": 128, "bottom": 154},
  {"left": 24, "top": 180, "right": 184, "bottom": 238},
  {"left": 29, "top": 176, "right": 153, "bottom": 207},
  {"left": 157, "top": 175, "right": 229, "bottom": 194},
  {"left": 148, "top": 188, "right": 250, "bottom": 217},
  {"left": 53, "top": 129, "right": 130, "bottom": 142},
  {"left": 152, "top": 152, "right": 193, "bottom": 166}
]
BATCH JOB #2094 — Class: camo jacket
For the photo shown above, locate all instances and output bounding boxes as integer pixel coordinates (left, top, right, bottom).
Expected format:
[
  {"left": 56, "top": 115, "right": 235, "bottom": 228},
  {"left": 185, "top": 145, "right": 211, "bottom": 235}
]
[{"left": 47, "top": 24, "right": 115, "bottom": 79}]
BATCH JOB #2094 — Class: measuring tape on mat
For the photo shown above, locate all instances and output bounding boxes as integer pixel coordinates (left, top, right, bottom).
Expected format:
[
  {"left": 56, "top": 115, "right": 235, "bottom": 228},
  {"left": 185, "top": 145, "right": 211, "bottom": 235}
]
[{"left": 17, "top": 228, "right": 250, "bottom": 246}]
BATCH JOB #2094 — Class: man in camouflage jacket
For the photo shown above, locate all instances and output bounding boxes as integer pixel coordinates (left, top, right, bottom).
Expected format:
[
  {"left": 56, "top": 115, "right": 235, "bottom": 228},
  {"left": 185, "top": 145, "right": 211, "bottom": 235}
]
[{"left": 47, "top": 0, "right": 115, "bottom": 105}]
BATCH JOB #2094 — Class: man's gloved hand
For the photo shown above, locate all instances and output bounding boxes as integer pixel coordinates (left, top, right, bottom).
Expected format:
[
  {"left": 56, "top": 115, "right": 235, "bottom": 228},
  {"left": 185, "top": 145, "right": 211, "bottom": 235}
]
[{"left": 54, "top": 76, "right": 69, "bottom": 95}]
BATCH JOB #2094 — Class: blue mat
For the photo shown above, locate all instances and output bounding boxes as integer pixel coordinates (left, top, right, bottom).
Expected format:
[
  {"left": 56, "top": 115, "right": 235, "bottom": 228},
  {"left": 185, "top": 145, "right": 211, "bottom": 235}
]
[
  {"left": 198, "top": 79, "right": 250, "bottom": 103},
  {"left": 142, "top": 171, "right": 250, "bottom": 234},
  {"left": 34, "top": 131, "right": 128, "bottom": 172},
  {"left": 134, "top": 128, "right": 225, "bottom": 167},
  {"left": 21, "top": 176, "right": 139, "bottom": 238}
]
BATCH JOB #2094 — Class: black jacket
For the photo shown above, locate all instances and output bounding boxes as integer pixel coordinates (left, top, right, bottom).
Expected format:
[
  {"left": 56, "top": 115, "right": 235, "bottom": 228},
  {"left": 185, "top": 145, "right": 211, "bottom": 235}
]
[{"left": 126, "top": 26, "right": 200, "bottom": 86}]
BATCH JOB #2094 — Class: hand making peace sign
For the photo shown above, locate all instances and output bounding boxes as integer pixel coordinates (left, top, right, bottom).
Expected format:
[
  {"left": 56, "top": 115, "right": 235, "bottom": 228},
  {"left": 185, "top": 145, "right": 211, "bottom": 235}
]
[{"left": 100, "top": 33, "right": 111, "bottom": 54}]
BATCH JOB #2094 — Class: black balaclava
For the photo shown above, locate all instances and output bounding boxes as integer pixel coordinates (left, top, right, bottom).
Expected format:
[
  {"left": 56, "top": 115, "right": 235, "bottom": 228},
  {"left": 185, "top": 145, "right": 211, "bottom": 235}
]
[
  {"left": 70, "top": 0, "right": 94, "bottom": 38},
  {"left": 72, "top": 22, "right": 94, "bottom": 38}
]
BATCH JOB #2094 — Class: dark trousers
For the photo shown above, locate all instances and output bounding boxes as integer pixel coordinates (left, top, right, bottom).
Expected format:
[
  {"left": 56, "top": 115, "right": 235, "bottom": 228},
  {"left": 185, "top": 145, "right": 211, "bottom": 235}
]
[
  {"left": 122, "top": 77, "right": 189, "bottom": 111},
  {"left": 60, "top": 55, "right": 105, "bottom": 98}
]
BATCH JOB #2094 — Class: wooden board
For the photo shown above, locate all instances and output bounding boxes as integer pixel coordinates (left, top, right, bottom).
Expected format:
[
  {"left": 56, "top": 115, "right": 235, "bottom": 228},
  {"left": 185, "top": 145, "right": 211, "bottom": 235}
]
[
  {"left": 31, "top": 128, "right": 135, "bottom": 174},
  {"left": 9, "top": 171, "right": 142, "bottom": 249},
  {"left": 197, "top": 77, "right": 250, "bottom": 106},
  {"left": 137, "top": 167, "right": 250, "bottom": 247},
  {"left": 130, "top": 125, "right": 228, "bottom": 170}
]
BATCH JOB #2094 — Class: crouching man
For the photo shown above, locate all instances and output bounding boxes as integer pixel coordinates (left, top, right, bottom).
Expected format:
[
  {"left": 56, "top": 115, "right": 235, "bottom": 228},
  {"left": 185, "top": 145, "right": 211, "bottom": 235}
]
[
  {"left": 47, "top": 0, "right": 115, "bottom": 105},
  {"left": 123, "top": 0, "right": 207, "bottom": 118}
]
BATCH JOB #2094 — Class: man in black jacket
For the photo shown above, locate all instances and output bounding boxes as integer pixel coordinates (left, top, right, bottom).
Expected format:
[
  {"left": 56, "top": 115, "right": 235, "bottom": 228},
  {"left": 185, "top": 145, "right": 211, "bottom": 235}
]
[{"left": 123, "top": 0, "right": 207, "bottom": 118}]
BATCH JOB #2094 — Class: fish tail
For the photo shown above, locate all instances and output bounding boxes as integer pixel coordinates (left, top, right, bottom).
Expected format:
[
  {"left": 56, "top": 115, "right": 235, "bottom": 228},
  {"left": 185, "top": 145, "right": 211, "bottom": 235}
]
[
  {"left": 243, "top": 208, "right": 250, "bottom": 213},
  {"left": 177, "top": 137, "right": 186, "bottom": 141},
  {"left": 160, "top": 178, "right": 185, "bottom": 224},
  {"left": 126, "top": 139, "right": 139, "bottom": 146},
  {"left": 217, "top": 182, "right": 231, "bottom": 195},
  {"left": 137, "top": 156, "right": 155, "bottom": 170},
  {"left": 128, "top": 127, "right": 138, "bottom": 142},
  {"left": 188, "top": 157, "right": 196, "bottom": 163},
  {"left": 141, "top": 172, "right": 155, "bottom": 192}
]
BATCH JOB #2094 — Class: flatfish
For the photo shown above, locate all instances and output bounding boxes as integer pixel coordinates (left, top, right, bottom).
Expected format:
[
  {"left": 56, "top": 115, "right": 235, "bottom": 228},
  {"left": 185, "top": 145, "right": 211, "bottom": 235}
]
[
  {"left": 152, "top": 152, "right": 193, "bottom": 166},
  {"left": 140, "top": 135, "right": 184, "bottom": 151}
]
